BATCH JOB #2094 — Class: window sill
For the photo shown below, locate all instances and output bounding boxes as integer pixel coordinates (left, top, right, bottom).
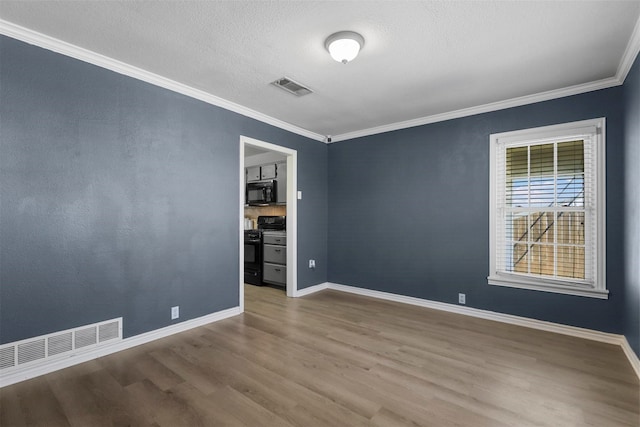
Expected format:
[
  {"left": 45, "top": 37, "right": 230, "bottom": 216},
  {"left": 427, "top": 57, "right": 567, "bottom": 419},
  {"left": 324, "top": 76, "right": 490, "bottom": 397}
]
[{"left": 487, "top": 275, "right": 609, "bottom": 299}]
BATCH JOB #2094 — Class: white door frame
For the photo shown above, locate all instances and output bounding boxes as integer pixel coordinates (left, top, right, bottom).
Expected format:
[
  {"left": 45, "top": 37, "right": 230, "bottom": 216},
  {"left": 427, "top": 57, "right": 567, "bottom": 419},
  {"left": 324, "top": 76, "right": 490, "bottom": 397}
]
[{"left": 239, "top": 136, "right": 297, "bottom": 311}]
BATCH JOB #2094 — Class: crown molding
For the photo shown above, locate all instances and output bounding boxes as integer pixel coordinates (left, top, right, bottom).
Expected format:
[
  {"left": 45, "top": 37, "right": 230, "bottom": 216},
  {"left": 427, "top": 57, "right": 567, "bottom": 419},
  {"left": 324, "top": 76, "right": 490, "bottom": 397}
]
[
  {"left": 2, "top": 15, "right": 638, "bottom": 146},
  {"left": 616, "top": 15, "right": 640, "bottom": 84},
  {"left": 0, "top": 19, "right": 325, "bottom": 143},
  {"left": 329, "top": 76, "right": 621, "bottom": 143},
  {"left": 331, "top": 16, "right": 640, "bottom": 144}
]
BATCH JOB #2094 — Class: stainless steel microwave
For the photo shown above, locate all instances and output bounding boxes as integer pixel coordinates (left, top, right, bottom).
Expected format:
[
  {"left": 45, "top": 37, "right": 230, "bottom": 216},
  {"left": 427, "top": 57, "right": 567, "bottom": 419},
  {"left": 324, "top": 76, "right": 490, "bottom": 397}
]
[{"left": 246, "top": 180, "right": 277, "bottom": 205}]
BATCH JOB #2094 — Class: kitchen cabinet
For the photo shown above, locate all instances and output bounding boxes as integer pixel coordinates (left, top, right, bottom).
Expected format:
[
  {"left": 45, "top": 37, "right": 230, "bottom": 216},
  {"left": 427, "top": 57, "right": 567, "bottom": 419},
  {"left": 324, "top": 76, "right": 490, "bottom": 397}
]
[
  {"left": 263, "top": 243, "right": 286, "bottom": 264},
  {"left": 246, "top": 166, "right": 261, "bottom": 182},
  {"left": 263, "top": 263, "right": 286, "bottom": 286},
  {"left": 260, "top": 164, "right": 277, "bottom": 180},
  {"left": 263, "top": 231, "right": 286, "bottom": 287}
]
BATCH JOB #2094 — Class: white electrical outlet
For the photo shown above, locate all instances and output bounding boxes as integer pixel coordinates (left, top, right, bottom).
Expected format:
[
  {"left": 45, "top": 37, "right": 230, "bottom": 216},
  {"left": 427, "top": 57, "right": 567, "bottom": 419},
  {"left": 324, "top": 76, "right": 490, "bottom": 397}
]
[
  {"left": 458, "top": 293, "right": 466, "bottom": 305},
  {"left": 171, "top": 306, "right": 179, "bottom": 320},
  {"left": 309, "top": 259, "right": 316, "bottom": 268}
]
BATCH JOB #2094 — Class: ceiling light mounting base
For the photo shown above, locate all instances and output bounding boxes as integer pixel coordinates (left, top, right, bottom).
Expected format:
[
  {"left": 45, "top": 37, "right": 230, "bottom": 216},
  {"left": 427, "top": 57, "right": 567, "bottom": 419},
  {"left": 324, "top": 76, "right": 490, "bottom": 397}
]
[{"left": 325, "top": 31, "right": 364, "bottom": 64}]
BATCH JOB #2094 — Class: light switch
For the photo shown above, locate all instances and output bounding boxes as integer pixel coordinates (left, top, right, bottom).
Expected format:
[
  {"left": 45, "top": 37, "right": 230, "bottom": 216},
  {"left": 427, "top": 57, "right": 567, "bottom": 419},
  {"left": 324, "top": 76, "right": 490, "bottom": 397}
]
[{"left": 297, "top": 191, "right": 302, "bottom": 200}]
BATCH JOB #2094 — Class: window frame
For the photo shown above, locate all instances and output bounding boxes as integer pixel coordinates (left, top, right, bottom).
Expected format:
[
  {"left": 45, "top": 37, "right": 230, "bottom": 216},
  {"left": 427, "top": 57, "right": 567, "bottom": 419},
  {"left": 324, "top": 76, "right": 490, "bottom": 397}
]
[{"left": 488, "top": 118, "right": 607, "bottom": 299}]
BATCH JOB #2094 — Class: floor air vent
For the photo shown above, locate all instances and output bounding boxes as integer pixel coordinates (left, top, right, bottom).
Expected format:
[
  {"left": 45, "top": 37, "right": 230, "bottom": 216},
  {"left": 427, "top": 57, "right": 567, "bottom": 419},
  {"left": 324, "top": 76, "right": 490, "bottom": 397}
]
[
  {"left": 0, "top": 318, "right": 122, "bottom": 373},
  {"left": 271, "top": 77, "right": 313, "bottom": 96}
]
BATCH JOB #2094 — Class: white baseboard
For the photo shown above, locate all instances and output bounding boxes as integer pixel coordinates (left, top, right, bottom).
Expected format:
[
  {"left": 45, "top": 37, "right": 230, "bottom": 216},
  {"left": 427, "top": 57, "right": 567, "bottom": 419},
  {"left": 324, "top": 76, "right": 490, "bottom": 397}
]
[
  {"left": 325, "top": 282, "right": 640, "bottom": 379},
  {"left": 0, "top": 306, "right": 241, "bottom": 388},
  {"left": 621, "top": 336, "right": 640, "bottom": 379},
  {"left": 293, "top": 282, "right": 329, "bottom": 297},
  {"left": 4, "top": 283, "right": 638, "bottom": 386}
]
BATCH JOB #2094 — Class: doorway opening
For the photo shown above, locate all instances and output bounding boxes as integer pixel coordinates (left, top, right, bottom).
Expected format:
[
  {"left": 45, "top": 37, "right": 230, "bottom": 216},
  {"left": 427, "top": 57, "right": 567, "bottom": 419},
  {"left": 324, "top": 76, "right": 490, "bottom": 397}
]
[{"left": 239, "top": 136, "right": 297, "bottom": 312}]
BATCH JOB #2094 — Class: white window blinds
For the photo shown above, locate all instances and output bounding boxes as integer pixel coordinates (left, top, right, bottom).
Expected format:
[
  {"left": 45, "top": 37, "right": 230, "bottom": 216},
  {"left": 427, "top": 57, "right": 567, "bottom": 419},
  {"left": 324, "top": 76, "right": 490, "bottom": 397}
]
[{"left": 489, "top": 119, "right": 606, "bottom": 298}]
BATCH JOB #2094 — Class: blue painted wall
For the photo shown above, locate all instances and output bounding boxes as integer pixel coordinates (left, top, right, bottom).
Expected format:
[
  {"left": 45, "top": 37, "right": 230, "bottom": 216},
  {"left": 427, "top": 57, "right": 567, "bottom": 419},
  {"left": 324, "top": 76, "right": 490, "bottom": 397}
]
[
  {"left": 623, "top": 54, "right": 640, "bottom": 357},
  {"left": 0, "top": 32, "right": 635, "bottom": 350},
  {"left": 328, "top": 87, "right": 626, "bottom": 334},
  {"left": 0, "top": 36, "right": 328, "bottom": 343}
]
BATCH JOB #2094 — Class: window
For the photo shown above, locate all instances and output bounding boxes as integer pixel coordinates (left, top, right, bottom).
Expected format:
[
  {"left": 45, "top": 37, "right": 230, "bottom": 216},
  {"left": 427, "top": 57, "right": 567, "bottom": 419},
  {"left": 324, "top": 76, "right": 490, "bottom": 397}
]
[{"left": 489, "top": 118, "right": 607, "bottom": 298}]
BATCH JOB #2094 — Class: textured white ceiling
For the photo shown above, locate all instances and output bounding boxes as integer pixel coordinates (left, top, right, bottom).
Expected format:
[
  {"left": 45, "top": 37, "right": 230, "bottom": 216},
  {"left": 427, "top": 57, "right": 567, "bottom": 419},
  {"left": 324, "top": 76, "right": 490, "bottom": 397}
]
[{"left": 1, "top": 1, "right": 639, "bottom": 141}]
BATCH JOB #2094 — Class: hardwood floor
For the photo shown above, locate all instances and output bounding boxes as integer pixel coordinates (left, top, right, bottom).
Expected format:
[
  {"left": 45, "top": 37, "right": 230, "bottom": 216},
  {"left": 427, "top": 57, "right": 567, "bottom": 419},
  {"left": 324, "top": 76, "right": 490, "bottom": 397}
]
[{"left": 1, "top": 284, "right": 638, "bottom": 426}]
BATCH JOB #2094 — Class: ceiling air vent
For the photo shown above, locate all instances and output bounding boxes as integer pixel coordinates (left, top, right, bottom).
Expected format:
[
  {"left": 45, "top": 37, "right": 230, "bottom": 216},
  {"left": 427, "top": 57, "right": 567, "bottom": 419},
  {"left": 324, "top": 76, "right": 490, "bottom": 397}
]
[{"left": 271, "top": 77, "right": 313, "bottom": 96}]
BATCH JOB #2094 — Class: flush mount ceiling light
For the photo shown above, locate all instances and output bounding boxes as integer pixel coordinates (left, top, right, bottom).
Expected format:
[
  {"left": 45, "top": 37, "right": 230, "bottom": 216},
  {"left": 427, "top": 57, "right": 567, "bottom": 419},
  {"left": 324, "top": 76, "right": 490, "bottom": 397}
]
[{"left": 325, "top": 31, "right": 365, "bottom": 64}]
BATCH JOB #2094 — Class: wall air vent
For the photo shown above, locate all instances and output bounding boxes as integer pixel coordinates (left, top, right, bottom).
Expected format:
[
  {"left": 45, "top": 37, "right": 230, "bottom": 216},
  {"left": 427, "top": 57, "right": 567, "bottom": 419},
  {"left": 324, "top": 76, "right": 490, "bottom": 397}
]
[
  {"left": 0, "top": 318, "right": 122, "bottom": 373},
  {"left": 271, "top": 77, "right": 313, "bottom": 96}
]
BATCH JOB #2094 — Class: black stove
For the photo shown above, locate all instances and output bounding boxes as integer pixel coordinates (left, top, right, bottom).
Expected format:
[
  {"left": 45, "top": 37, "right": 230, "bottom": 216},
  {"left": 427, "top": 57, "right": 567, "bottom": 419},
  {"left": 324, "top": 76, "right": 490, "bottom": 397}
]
[
  {"left": 244, "top": 216, "right": 285, "bottom": 286},
  {"left": 244, "top": 229, "right": 262, "bottom": 241}
]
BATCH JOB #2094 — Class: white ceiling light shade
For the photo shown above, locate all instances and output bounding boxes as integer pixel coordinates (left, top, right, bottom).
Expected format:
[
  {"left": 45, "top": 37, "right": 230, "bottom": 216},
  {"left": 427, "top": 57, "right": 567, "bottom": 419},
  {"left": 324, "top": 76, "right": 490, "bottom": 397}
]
[{"left": 325, "top": 31, "right": 365, "bottom": 64}]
